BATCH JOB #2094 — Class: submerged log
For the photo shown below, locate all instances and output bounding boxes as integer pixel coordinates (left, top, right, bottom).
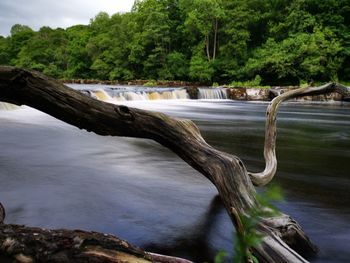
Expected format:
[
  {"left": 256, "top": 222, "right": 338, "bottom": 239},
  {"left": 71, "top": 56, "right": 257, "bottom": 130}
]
[{"left": 0, "top": 66, "right": 338, "bottom": 262}]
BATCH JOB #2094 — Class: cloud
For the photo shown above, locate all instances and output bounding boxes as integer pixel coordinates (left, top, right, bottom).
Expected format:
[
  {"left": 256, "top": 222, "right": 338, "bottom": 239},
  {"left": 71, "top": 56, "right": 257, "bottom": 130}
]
[{"left": 0, "top": 0, "right": 135, "bottom": 36}]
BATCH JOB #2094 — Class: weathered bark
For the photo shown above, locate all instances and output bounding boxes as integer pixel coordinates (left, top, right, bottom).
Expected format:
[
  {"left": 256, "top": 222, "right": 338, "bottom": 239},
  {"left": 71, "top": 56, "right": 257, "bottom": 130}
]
[
  {"left": 248, "top": 83, "right": 350, "bottom": 186},
  {"left": 0, "top": 207, "right": 192, "bottom": 263},
  {"left": 0, "top": 66, "right": 318, "bottom": 262}
]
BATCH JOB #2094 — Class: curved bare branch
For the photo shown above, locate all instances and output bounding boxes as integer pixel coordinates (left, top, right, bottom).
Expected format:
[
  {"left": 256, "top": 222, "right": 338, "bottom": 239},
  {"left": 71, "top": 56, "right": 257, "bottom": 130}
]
[
  {"left": 249, "top": 83, "right": 350, "bottom": 186},
  {"left": 0, "top": 66, "right": 318, "bottom": 262}
]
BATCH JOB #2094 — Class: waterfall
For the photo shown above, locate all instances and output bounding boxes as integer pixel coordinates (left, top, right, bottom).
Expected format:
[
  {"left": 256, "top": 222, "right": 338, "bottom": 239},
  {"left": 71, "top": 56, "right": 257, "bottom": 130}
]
[
  {"left": 80, "top": 86, "right": 230, "bottom": 102},
  {"left": 198, "top": 88, "right": 228, "bottom": 99},
  {"left": 118, "top": 92, "right": 148, "bottom": 101},
  {"left": 88, "top": 88, "right": 189, "bottom": 102},
  {"left": 0, "top": 102, "right": 20, "bottom": 111},
  {"left": 94, "top": 89, "right": 114, "bottom": 101}
]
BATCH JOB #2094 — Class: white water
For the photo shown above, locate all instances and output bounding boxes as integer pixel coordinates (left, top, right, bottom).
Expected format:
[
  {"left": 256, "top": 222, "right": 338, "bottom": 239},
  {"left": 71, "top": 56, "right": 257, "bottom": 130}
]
[
  {"left": 67, "top": 84, "right": 228, "bottom": 102},
  {"left": 114, "top": 89, "right": 189, "bottom": 101},
  {"left": 0, "top": 102, "right": 20, "bottom": 111},
  {"left": 0, "top": 86, "right": 226, "bottom": 114},
  {"left": 84, "top": 88, "right": 190, "bottom": 103},
  {"left": 198, "top": 88, "right": 228, "bottom": 99}
]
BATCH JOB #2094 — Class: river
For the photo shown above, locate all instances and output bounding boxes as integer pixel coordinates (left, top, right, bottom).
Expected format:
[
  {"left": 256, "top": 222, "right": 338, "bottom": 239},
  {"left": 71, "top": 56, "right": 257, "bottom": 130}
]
[{"left": 0, "top": 86, "right": 349, "bottom": 262}]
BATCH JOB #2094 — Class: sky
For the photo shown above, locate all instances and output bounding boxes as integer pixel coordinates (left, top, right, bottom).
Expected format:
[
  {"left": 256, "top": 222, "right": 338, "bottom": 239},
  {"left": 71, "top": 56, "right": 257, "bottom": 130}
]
[{"left": 0, "top": 0, "right": 135, "bottom": 36}]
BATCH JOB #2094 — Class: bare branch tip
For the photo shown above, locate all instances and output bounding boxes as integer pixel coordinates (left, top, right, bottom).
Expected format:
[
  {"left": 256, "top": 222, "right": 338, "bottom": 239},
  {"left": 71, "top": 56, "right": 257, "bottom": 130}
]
[{"left": 0, "top": 202, "right": 5, "bottom": 224}]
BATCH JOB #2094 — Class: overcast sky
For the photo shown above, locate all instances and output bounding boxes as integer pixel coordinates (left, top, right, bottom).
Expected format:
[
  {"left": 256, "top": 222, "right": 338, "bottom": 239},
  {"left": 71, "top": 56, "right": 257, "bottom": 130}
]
[{"left": 0, "top": 0, "right": 135, "bottom": 36}]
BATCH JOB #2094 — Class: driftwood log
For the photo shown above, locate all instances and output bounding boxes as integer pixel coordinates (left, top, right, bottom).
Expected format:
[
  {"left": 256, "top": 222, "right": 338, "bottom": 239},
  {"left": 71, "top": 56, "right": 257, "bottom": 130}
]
[{"left": 0, "top": 66, "right": 349, "bottom": 262}]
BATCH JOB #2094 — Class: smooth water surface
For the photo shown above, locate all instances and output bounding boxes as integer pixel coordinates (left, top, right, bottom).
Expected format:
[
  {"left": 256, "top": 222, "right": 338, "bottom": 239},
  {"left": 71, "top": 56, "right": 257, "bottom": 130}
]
[{"left": 0, "top": 99, "right": 349, "bottom": 262}]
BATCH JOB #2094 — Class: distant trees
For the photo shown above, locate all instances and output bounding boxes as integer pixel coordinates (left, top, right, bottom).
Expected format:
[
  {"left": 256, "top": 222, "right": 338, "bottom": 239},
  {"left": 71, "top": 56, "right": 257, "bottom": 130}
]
[
  {"left": 0, "top": 0, "right": 349, "bottom": 85},
  {"left": 16, "top": 27, "right": 68, "bottom": 77},
  {"left": 65, "top": 25, "right": 92, "bottom": 79},
  {"left": 1, "top": 24, "right": 35, "bottom": 66},
  {"left": 0, "top": 37, "right": 10, "bottom": 65},
  {"left": 243, "top": 0, "right": 347, "bottom": 84},
  {"left": 244, "top": 28, "right": 343, "bottom": 84}
]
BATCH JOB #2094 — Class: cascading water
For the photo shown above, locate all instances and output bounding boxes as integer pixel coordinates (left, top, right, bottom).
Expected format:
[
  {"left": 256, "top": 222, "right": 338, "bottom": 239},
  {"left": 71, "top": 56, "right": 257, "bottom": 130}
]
[
  {"left": 84, "top": 87, "right": 190, "bottom": 102},
  {"left": 0, "top": 86, "right": 264, "bottom": 110},
  {"left": 69, "top": 84, "right": 229, "bottom": 102},
  {"left": 115, "top": 89, "right": 189, "bottom": 101},
  {"left": 93, "top": 89, "right": 114, "bottom": 102},
  {"left": 198, "top": 88, "right": 228, "bottom": 99},
  {"left": 0, "top": 102, "right": 19, "bottom": 111}
]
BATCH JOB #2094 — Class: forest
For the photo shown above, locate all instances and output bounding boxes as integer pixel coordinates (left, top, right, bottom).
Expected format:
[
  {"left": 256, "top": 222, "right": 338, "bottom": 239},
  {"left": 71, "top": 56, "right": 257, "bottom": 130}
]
[{"left": 0, "top": 0, "right": 349, "bottom": 85}]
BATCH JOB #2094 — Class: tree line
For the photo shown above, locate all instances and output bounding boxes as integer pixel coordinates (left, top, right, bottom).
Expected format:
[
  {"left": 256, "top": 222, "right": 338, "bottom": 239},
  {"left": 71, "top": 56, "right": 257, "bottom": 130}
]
[{"left": 0, "top": 0, "right": 349, "bottom": 85}]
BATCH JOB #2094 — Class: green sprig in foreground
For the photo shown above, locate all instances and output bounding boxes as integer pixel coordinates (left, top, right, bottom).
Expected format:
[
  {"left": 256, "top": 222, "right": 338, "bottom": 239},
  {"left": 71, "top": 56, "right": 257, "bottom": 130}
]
[{"left": 215, "top": 185, "right": 284, "bottom": 263}]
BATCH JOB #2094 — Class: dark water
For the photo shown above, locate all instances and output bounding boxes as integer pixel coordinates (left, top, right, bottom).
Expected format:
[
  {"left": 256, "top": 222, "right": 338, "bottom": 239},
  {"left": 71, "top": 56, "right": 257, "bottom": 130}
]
[{"left": 0, "top": 100, "right": 349, "bottom": 262}]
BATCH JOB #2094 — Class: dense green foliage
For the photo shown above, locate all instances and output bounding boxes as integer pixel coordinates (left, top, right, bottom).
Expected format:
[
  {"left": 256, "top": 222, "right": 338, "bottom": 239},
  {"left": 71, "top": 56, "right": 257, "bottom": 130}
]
[{"left": 0, "top": 0, "right": 349, "bottom": 85}]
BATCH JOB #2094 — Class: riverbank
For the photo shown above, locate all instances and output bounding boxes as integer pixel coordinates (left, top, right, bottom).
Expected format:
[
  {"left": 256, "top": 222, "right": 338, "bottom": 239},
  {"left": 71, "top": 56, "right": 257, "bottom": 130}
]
[
  {"left": 62, "top": 79, "right": 349, "bottom": 102},
  {"left": 62, "top": 79, "right": 202, "bottom": 87}
]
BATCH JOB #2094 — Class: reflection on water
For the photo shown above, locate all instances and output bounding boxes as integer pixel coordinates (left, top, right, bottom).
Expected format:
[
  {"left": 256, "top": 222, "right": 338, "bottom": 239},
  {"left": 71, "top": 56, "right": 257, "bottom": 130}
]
[{"left": 0, "top": 100, "right": 349, "bottom": 263}]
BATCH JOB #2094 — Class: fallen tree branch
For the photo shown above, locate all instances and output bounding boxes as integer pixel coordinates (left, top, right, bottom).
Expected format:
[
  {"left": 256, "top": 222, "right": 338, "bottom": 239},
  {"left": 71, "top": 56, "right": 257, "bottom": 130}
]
[
  {"left": 249, "top": 83, "right": 350, "bottom": 186},
  {"left": 0, "top": 66, "right": 317, "bottom": 262}
]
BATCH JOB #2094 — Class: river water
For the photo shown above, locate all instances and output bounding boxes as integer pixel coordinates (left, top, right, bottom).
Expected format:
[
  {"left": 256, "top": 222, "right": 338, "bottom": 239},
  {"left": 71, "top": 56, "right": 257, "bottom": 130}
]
[{"left": 0, "top": 90, "right": 349, "bottom": 262}]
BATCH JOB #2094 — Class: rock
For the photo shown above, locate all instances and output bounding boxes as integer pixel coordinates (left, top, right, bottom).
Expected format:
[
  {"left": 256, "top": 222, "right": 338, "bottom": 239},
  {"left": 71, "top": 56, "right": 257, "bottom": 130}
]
[
  {"left": 227, "top": 87, "right": 247, "bottom": 100},
  {"left": 185, "top": 86, "right": 199, "bottom": 99},
  {"left": 246, "top": 88, "right": 270, "bottom": 101},
  {"left": 270, "top": 87, "right": 344, "bottom": 102}
]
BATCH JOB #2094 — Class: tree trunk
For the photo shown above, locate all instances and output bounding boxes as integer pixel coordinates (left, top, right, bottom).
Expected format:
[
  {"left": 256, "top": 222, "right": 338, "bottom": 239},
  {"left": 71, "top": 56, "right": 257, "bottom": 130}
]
[
  {"left": 213, "top": 19, "right": 218, "bottom": 61},
  {"left": 205, "top": 35, "right": 211, "bottom": 61},
  {"left": 0, "top": 66, "right": 331, "bottom": 262}
]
